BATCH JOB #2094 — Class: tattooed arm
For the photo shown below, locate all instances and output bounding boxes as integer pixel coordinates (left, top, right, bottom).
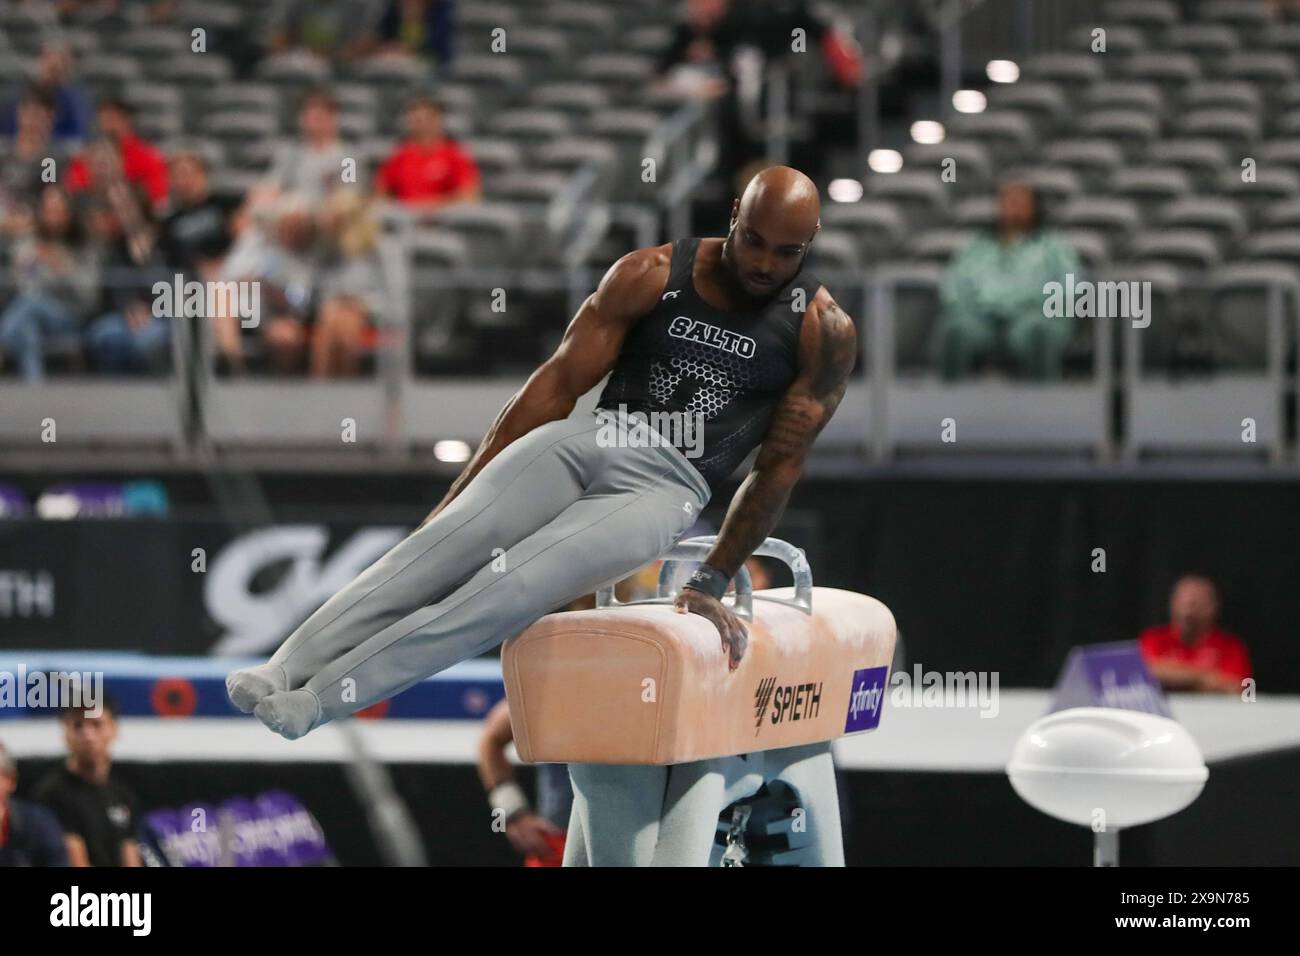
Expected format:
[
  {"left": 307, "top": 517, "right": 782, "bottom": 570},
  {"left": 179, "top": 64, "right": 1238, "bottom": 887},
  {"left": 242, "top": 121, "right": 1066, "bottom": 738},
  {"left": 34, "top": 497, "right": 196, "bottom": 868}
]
[{"left": 674, "top": 287, "right": 858, "bottom": 669}]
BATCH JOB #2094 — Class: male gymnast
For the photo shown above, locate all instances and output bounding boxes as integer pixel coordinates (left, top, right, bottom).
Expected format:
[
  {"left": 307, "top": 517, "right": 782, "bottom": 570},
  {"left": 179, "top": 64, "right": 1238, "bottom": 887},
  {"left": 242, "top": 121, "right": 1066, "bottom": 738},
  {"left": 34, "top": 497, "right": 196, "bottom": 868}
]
[{"left": 226, "top": 165, "right": 857, "bottom": 740}]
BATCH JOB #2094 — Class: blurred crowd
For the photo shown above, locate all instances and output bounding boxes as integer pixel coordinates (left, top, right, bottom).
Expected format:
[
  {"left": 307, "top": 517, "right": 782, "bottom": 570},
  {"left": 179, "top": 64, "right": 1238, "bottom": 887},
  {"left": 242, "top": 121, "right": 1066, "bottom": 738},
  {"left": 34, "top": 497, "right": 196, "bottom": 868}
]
[
  {"left": 0, "top": 0, "right": 477, "bottom": 381},
  {"left": 0, "top": 0, "right": 1131, "bottom": 388}
]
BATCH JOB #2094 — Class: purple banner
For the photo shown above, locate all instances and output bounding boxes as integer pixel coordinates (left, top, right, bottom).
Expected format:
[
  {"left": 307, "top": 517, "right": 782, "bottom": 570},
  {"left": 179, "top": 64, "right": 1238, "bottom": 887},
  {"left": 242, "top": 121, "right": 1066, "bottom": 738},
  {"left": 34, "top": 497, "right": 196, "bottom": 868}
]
[
  {"left": 1049, "top": 641, "right": 1172, "bottom": 717},
  {"left": 844, "top": 665, "right": 889, "bottom": 733}
]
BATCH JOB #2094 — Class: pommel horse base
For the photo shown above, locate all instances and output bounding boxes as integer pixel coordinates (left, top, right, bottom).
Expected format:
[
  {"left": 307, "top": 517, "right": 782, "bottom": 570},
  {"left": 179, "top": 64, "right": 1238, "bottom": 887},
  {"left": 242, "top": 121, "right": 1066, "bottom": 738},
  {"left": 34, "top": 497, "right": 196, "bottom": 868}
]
[{"left": 502, "top": 537, "right": 897, "bottom": 866}]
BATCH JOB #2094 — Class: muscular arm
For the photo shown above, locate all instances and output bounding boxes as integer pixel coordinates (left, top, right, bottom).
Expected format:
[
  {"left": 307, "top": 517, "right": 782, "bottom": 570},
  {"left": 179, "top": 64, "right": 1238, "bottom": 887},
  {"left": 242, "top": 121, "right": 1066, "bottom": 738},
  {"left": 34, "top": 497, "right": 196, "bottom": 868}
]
[
  {"left": 418, "top": 245, "right": 672, "bottom": 528},
  {"left": 65, "top": 834, "right": 90, "bottom": 866},
  {"left": 703, "top": 287, "right": 857, "bottom": 578},
  {"left": 475, "top": 698, "right": 516, "bottom": 792}
]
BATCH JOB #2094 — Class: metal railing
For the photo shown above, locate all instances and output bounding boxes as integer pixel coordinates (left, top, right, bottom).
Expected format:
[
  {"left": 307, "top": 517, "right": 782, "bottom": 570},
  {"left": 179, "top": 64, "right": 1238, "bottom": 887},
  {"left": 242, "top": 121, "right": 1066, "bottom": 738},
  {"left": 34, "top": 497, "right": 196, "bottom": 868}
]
[{"left": 2, "top": 266, "right": 1296, "bottom": 464}]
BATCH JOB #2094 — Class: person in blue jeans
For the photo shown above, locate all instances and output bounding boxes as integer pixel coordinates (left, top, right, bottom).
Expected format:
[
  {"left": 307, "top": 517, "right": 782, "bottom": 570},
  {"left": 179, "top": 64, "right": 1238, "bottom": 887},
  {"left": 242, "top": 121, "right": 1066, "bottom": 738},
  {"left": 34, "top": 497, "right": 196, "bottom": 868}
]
[
  {"left": 84, "top": 306, "right": 171, "bottom": 373},
  {"left": 0, "top": 185, "right": 97, "bottom": 381},
  {"left": 82, "top": 184, "right": 171, "bottom": 375}
]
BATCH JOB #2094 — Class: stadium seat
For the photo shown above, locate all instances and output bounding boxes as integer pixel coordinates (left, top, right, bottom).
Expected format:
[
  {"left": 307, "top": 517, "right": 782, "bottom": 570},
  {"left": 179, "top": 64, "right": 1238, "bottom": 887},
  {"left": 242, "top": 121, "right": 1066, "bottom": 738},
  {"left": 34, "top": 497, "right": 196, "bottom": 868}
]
[
  {"left": 1022, "top": 52, "right": 1106, "bottom": 85},
  {"left": 1181, "top": 80, "right": 1262, "bottom": 114},
  {"left": 1110, "top": 166, "right": 1195, "bottom": 217},
  {"left": 1102, "top": 0, "right": 1181, "bottom": 32},
  {"left": 1083, "top": 81, "right": 1166, "bottom": 117},
  {"left": 1059, "top": 197, "right": 1143, "bottom": 250},
  {"left": 1157, "top": 197, "right": 1250, "bottom": 250},
  {"left": 865, "top": 172, "right": 950, "bottom": 230},
  {"left": 1164, "top": 23, "right": 1240, "bottom": 59},
  {"left": 821, "top": 200, "right": 910, "bottom": 261},
  {"left": 1129, "top": 228, "right": 1223, "bottom": 275},
  {"left": 1078, "top": 110, "right": 1162, "bottom": 158},
  {"left": 1042, "top": 138, "right": 1127, "bottom": 189}
]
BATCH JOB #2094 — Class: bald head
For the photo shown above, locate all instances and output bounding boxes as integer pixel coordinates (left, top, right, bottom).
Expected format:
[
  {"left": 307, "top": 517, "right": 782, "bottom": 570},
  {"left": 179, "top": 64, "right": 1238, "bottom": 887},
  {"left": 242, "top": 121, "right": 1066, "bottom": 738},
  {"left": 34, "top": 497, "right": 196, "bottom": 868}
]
[
  {"left": 739, "top": 165, "right": 821, "bottom": 238},
  {"left": 724, "top": 165, "right": 820, "bottom": 299}
]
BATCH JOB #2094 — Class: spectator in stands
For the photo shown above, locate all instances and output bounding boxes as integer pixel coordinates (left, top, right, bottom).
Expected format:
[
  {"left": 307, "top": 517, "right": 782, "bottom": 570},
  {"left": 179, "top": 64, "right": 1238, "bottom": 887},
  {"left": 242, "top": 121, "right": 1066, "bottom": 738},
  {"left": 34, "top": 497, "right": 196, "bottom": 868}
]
[
  {"left": 653, "top": 0, "right": 801, "bottom": 191},
  {"left": 217, "top": 193, "right": 320, "bottom": 375},
  {"left": 0, "top": 43, "right": 92, "bottom": 144},
  {"left": 933, "top": 181, "right": 1081, "bottom": 381},
  {"left": 33, "top": 700, "right": 142, "bottom": 867},
  {"left": 0, "top": 740, "right": 69, "bottom": 867},
  {"left": 215, "top": 88, "right": 347, "bottom": 373},
  {"left": 82, "top": 173, "right": 172, "bottom": 376},
  {"left": 0, "top": 185, "right": 98, "bottom": 381},
  {"left": 653, "top": 0, "right": 738, "bottom": 100},
  {"left": 68, "top": 99, "right": 169, "bottom": 210},
  {"left": 215, "top": 87, "right": 351, "bottom": 374},
  {"left": 266, "top": 0, "right": 383, "bottom": 64},
  {"left": 260, "top": 88, "right": 349, "bottom": 204},
  {"left": 727, "top": 0, "right": 863, "bottom": 88},
  {"left": 158, "top": 150, "right": 237, "bottom": 280},
  {"left": 1138, "top": 575, "right": 1252, "bottom": 695},
  {"left": 364, "top": 0, "right": 456, "bottom": 67},
  {"left": 0, "top": 90, "right": 68, "bottom": 215},
  {"left": 374, "top": 94, "right": 480, "bottom": 208},
  {"left": 49, "top": 0, "right": 139, "bottom": 28},
  {"left": 313, "top": 188, "right": 385, "bottom": 377}
]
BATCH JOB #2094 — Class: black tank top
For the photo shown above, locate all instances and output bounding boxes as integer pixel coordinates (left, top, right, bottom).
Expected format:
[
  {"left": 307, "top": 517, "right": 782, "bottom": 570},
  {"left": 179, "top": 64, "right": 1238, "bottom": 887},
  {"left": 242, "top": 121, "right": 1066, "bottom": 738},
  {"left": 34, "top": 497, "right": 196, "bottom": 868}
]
[{"left": 596, "top": 238, "right": 816, "bottom": 496}]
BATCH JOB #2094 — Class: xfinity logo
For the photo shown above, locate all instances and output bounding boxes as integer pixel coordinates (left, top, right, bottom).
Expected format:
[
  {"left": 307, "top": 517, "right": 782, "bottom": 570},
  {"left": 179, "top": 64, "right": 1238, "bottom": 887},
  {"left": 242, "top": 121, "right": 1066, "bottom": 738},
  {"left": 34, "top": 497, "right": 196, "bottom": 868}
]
[
  {"left": 848, "top": 681, "right": 883, "bottom": 722},
  {"left": 753, "top": 676, "right": 823, "bottom": 735},
  {"left": 667, "top": 315, "right": 756, "bottom": 357},
  {"left": 844, "top": 666, "right": 889, "bottom": 733},
  {"left": 50, "top": 886, "right": 151, "bottom": 936},
  {"left": 1098, "top": 668, "right": 1166, "bottom": 714}
]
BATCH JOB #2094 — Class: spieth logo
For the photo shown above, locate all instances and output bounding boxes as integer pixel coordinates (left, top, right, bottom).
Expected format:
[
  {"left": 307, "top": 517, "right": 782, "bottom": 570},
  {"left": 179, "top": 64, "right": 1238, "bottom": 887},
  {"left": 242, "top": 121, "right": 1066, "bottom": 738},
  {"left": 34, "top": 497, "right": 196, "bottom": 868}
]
[
  {"left": 844, "top": 666, "right": 889, "bottom": 733},
  {"left": 753, "top": 676, "right": 777, "bottom": 730},
  {"left": 753, "top": 676, "right": 823, "bottom": 736}
]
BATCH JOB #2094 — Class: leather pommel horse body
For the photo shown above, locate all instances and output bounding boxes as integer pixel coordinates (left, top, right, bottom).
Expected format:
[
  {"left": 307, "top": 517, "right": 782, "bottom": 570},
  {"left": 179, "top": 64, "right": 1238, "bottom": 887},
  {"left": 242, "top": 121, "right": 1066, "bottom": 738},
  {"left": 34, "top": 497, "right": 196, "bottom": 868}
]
[{"left": 502, "top": 537, "right": 898, "bottom": 866}]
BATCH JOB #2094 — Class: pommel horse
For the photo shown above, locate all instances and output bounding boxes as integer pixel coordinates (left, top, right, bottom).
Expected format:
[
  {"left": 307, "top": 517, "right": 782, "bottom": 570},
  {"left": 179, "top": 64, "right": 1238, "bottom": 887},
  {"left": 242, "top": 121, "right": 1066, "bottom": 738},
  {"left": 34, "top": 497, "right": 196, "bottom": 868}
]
[{"left": 502, "top": 537, "right": 897, "bottom": 866}]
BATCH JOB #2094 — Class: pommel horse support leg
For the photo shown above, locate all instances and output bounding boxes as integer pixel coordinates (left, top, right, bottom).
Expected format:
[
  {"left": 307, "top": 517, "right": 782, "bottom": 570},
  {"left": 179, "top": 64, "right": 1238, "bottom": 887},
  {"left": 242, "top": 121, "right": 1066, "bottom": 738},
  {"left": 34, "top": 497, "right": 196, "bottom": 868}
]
[
  {"left": 652, "top": 740, "right": 844, "bottom": 866},
  {"left": 502, "top": 537, "right": 897, "bottom": 866}
]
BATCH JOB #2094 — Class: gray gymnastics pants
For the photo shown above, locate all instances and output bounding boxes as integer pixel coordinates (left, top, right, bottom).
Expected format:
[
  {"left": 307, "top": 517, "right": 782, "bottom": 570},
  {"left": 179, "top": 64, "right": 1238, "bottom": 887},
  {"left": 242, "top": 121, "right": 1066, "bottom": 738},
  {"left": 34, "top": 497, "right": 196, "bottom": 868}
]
[
  {"left": 266, "top": 410, "right": 712, "bottom": 730},
  {"left": 563, "top": 742, "right": 845, "bottom": 866}
]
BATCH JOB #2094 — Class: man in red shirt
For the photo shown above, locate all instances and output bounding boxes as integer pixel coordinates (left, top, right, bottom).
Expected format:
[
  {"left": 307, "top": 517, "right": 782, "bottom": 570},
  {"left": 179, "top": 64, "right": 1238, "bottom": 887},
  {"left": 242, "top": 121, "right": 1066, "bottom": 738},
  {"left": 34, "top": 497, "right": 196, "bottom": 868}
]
[
  {"left": 68, "top": 98, "right": 168, "bottom": 209},
  {"left": 374, "top": 94, "right": 480, "bottom": 207},
  {"left": 1138, "top": 575, "right": 1252, "bottom": 695}
]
